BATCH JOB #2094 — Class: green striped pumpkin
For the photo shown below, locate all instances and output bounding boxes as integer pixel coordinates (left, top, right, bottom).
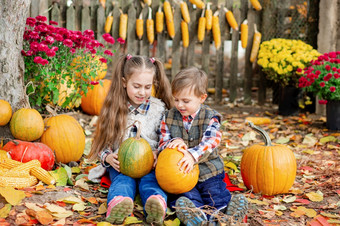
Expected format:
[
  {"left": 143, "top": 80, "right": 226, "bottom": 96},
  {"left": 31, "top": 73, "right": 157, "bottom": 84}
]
[
  {"left": 118, "top": 122, "right": 154, "bottom": 178},
  {"left": 10, "top": 108, "right": 44, "bottom": 141}
]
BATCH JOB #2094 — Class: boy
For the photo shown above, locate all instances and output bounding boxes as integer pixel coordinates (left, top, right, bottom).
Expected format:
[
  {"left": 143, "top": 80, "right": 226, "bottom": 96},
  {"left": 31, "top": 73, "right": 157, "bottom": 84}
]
[{"left": 158, "top": 67, "right": 248, "bottom": 225}]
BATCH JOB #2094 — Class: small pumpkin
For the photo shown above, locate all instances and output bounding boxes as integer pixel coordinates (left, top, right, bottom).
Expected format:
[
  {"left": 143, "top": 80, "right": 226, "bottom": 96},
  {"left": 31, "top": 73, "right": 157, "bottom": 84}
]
[
  {"left": 0, "top": 100, "right": 12, "bottom": 126},
  {"left": 10, "top": 108, "right": 44, "bottom": 141},
  {"left": 81, "top": 79, "right": 111, "bottom": 115},
  {"left": 240, "top": 122, "right": 296, "bottom": 196},
  {"left": 155, "top": 147, "right": 199, "bottom": 194},
  {"left": 2, "top": 140, "right": 55, "bottom": 171},
  {"left": 118, "top": 121, "right": 154, "bottom": 179},
  {"left": 41, "top": 113, "right": 85, "bottom": 164}
]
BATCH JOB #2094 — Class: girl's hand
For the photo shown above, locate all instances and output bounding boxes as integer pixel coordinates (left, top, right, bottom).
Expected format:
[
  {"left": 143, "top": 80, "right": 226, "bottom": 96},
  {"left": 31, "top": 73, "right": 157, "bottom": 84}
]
[
  {"left": 152, "top": 151, "right": 158, "bottom": 168},
  {"left": 168, "top": 138, "right": 188, "bottom": 150},
  {"left": 105, "top": 153, "right": 120, "bottom": 172},
  {"left": 177, "top": 148, "right": 195, "bottom": 174}
]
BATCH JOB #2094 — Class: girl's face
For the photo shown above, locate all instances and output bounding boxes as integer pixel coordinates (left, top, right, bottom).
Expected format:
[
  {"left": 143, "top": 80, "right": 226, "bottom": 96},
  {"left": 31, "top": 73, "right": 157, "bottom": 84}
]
[
  {"left": 123, "top": 69, "right": 154, "bottom": 108},
  {"left": 173, "top": 87, "right": 207, "bottom": 116}
]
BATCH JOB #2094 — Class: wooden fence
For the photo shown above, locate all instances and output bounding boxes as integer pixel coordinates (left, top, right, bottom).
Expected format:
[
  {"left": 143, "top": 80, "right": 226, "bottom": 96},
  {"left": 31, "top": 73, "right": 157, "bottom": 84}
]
[{"left": 29, "top": 0, "right": 317, "bottom": 105}]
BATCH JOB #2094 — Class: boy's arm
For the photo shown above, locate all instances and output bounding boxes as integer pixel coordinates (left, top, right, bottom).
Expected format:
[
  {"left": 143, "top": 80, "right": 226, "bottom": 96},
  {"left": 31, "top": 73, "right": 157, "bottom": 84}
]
[
  {"left": 158, "top": 115, "right": 173, "bottom": 152},
  {"left": 187, "top": 116, "right": 222, "bottom": 162}
]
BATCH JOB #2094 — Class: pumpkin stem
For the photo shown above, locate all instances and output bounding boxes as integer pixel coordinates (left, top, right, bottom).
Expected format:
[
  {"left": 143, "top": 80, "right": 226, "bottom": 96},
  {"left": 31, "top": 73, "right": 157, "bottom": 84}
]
[
  {"left": 127, "top": 120, "right": 142, "bottom": 140},
  {"left": 46, "top": 104, "right": 58, "bottom": 117},
  {"left": 248, "top": 122, "right": 272, "bottom": 146},
  {"left": 24, "top": 81, "right": 34, "bottom": 109}
]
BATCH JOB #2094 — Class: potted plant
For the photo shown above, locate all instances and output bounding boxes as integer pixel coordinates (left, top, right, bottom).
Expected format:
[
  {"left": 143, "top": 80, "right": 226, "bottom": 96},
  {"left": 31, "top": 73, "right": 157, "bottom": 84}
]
[
  {"left": 22, "top": 15, "right": 125, "bottom": 112},
  {"left": 298, "top": 51, "right": 340, "bottom": 130},
  {"left": 257, "top": 38, "right": 320, "bottom": 115}
]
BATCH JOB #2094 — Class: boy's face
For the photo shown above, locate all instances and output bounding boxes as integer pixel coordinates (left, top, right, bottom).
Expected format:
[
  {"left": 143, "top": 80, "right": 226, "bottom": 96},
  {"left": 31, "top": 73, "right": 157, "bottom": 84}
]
[{"left": 173, "top": 87, "right": 207, "bottom": 117}]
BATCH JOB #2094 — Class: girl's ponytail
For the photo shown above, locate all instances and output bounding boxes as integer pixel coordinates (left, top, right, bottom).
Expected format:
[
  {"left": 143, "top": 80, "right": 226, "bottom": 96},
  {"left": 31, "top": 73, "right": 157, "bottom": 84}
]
[{"left": 153, "top": 58, "right": 173, "bottom": 109}]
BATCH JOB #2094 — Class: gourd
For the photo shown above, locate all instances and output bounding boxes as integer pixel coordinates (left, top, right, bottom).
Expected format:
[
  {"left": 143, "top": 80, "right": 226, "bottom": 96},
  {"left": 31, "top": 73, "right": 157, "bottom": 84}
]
[
  {"left": 10, "top": 108, "right": 44, "bottom": 142},
  {"left": 155, "top": 147, "right": 199, "bottom": 194},
  {"left": 245, "top": 116, "right": 271, "bottom": 125},
  {"left": 240, "top": 122, "right": 296, "bottom": 195},
  {"left": 118, "top": 121, "right": 154, "bottom": 178},
  {"left": 81, "top": 79, "right": 111, "bottom": 116},
  {"left": 0, "top": 100, "right": 12, "bottom": 126},
  {"left": 41, "top": 112, "right": 85, "bottom": 164},
  {"left": 2, "top": 140, "right": 55, "bottom": 171}
]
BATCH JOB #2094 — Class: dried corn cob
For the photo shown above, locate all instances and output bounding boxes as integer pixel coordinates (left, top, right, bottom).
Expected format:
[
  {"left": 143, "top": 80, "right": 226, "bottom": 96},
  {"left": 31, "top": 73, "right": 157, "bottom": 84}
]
[
  {"left": 9, "top": 159, "right": 41, "bottom": 172},
  {"left": 164, "top": 1, "right": 175, "bottom": 38},
  {"left": 205, "top": 3, "right": 212, "bottom": 31},
  {"left": 0, "top": 175, "right": 37, "bottom": 188},
  {"left": 224, "top": 7, "right": 238, "bottom": 31},
  {"left": 250, "top": 0, "right": 262, "bottom": 11},
  {"left": 1, "top": 168, "right": 30, "bottom": 178},
  {"left": 144, "top": 0, "right": 152, "bottom": 6},
  {"left": 250, "top": 24, "right": 262, "bottom": 62},
  {"left": 180, "top": 1, "right": 190, "bottom": 23},
  {"left": 198, "top": 9, "right": 206, "bottom": 42},
  {"left": 241, "top": 19, "right": 248, "bottom": 48},
  {"left": 181, "top": 20, "right": 189, "bottom": 48},
  {"left": 147, "top": 7, "right": 155, "bottom": 44},
  {"left": 136, "top": 12, "right": 144, "bottom": 40},
  {"left": 156, "top": 6, "right": 164, "bottom": 33},
  {"left": 212, "top": 11, "right": 221, "bottom": 49},
  {"left": 119, "top": 10, "right": 128, "bottom": 40},
  {"left": 189, "top": 0, "right": 205, "bottom": 9},
  {"left": 104, "top": 12, "right": 114, "bottom": 33}
]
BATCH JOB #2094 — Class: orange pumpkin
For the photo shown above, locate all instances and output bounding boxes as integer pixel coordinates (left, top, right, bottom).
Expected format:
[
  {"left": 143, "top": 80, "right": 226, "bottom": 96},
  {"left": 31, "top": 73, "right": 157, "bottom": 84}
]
[
  {"left": 155, "top": 147, "right": 199, "bottom": 194},
  {"left": 10, "top": 108, "right": 44, "bottom": 141},
  {"left": 118, "top": 121, "right": 154, "bottom": 178},
  {"left": 71, "top": 55, "right": 107, "bottom": 82},
  {"left": 81, "top": 79, "right": 111, "bottom": 115},
  {"left": 0, "top": 100, "right": 12, "bottom": 126},
  {"left": 240, "top": 122, "right": 296, "bottom": 195},
  {"left": 41, "top": 114, "right": 85, "bottom": 163}
]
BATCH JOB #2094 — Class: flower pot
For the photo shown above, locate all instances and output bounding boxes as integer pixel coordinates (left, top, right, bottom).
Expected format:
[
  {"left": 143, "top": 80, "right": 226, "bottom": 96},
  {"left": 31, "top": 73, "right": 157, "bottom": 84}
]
[
  {"left": 326, "top": 100, "right": 340, "bottom": 131},
  {"left": 278, "top": 85, "right": 301, "bottom": 116}
]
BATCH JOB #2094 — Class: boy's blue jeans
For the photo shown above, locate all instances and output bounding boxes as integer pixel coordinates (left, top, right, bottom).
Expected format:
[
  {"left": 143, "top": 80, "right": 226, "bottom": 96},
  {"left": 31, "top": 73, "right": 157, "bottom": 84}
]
[
  {"left": 107, "top": 167, "right": 167, "bottom": 210},
  {"left": 168, "top": 172, "right": 231, "bottom": 210}
]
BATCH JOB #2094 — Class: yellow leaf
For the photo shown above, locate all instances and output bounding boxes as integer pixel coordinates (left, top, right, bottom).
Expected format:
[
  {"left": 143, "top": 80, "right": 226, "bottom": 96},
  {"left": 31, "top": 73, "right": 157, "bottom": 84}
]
[
  {"left": 297, "top": 207, "right": 316, "bottom": 218},
  {"left": 57, "top": 196, "right": 83, "bottom": 204},
  {"left": 289, "top": 189, "right": 303, "bottom": 194},
  {"left": 302, "top": 149, "right": 314, "bottom": 155},
  {"left": 283, "top": 195, "right": 296, "bottom": 203},
  {"left": 73, "top": 202, "right": 86, "bottom": 211},
  {"left": 97, "top": 222, "right": 113, "bottom": 226},
  {"left": 224, "top": 161, "right": 238, "bottom": 171},
  {"left": 320, "top": 212, "right": 340, "bottom": 218},
  {"left": 290, "top": 209, "right": 305, "bottom": 217},
  {"left": 328, "top": 219, "right": 340, "bottom": 224},
  {"left": 98, "top": 202, "right": 107, "bottom": 215},
  {"left": 247, "top": 198, "right": 269, "bottom": 205},
  {"left": 25, "top": 203, "right": 44, "bottom": 212},
  {"left": 306, "top": 192, "right": 323, "bottom": 202},
  {"left": 0, "top": 204, "right": 11, "bottom": 218},
  {"left": 123, "top": 216, "right": 143, "bottom": 225},
  {"left": 0, "top": 187, "right": 26, "bottom": 205},
  {"left": 44, "top": 203, "right": 73, "bottom": 219},
  {"left": 275, "top": 210, "right": 283, "bottom": 216},
  {"left": 164, "top": 218, "right": 181, "bottom": 226},
  {"left": 320, "top": 136, "right": 337, "bottom": 144}
]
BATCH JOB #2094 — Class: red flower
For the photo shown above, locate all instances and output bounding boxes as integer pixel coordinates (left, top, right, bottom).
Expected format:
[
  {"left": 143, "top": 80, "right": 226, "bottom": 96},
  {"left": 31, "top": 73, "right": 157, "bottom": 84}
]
[
  {"left": 26, "top": 17, "right": 36, "bottom": 27},
  {"left": 325, "top": 65, "right": 331, "bottom": 71},
  {"left": 46, "top": 49, "right": 56, "bottom": 57},
  {"left": 49, "top": 20, "right": 58, "bottom": 26},
  {"left": 117, "top": 37, "right": 125, "bottom": 44},
  {"left": 63, "top": 39, "right": 73, "bottom": 48},
  {"left": 318, "top": 100, "right": 328, "bottom": 104},
  {"left": 99, "top": 58, "right": 107, "bottom": 63},
  {"left": 104, "top": 50, "right": 114, "bottom": 56},
  {"left": 329, "top": 86, "right": 336, "bottom": 92},
  {"left": 319, "top": 82, "right": 325, "bottom": 87},
  {"left": 36, "top": 15, "right": 47, "bottom": 22}
]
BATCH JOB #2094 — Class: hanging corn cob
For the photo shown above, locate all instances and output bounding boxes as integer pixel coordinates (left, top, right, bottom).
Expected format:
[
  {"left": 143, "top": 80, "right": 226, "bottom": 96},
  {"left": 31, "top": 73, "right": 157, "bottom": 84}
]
[
  {"left": 205, "top": 3, "right": 212, "bottom": 31},
  {"left": 119, "top": 10, "right": 128, "bottom": 40},
  {"left": 189, "top": 0, "right": 205, "bottom": 9},
  {"left": 250, "top": 24, "right": 262, "bottom": 62},
  {"left": 212, "top": 11, "right": 221, "bottom": 49},
  {"left": 164, "top": 1, "right": 175, "bottom": 39},
  {"left": 156, "top": 5, "right": 164, "bottom": 33},
  {"left": 224, "top": 7, "right": 238, "bottom": 31},
  {"left": 180, "top": 1, "right": 190, "bottom": 23},
  {"left": 181, "top": 20, "right": 189, "bottom": 48},
  {"left": 136, "top": 12, "right": 144, "bottom": 40},
  {"left": 144, "top": 0, "right": 152, "bottom": 6},
  {"left": 241, "top": 19, "right": 248, "bottom": 48},
  {"left": 99, "top": 0, "right": 106, "bottom": 8},
  {"left": 147, "top": 7, "right": 155, "bottom": 44},
  {"left": 198, "top": 9, "right": 206, "bottom": 42},
  {"left": 250, "top": 0, "right": 262, "bottom": 11},
  {"left": 104, "top": 12, "right": 114, "bottom": 33}
]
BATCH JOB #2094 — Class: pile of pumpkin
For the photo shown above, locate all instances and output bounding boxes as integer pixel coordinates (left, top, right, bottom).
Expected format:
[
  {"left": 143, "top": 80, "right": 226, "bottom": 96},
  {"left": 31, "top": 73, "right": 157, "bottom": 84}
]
[{"left": 0, "top": 99, "right": 85, "bottom": 188}]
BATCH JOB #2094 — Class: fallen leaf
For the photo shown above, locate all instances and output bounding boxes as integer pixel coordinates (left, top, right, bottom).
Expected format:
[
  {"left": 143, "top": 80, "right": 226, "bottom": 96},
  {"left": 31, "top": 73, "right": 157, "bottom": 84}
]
[
  {"left": 57, "top": 196, "right": 83, "bottom": 204},
  {"left": 297, "top": 206, "right": 316, "bottom": 218},
  {"left": 302, "top": 134, "right": 317, "bottom": 146},
  {"left": 273, "top": 205, "right": 287, "bottom": 211},
  {"left": 73, "top": 202, "right": 86, "bottom": 211},
  {"left": 86, "top": 197, "right": 98, "bottom": 204},
  {"left": 0, "top": 187, "right": 26, "bottom": 205},
  {"left": 98, "top": 202, "right": 107, "bottom": 215},
  {"left": 49, "top": 167, "right": 68, "bottom": 186},
  {"left": 319, "top": 136, "right": 337, "bottom": 144},
  {"left": 247, "top": 198, "right": 269, "bottom": 205},
  {"left": 164, "top": 218, "right": 181, "bottom": 226},
  {"left": 302, "top": 149, "right": 315, "bottom": 155},
  {"left": 290, "top": 209, "right": 305, "bottom": 217},
  {"left": 25, "top": 203, "right": 44, "bottom": 212},
  {"left": 275, "top": 137, "right": 290, "bottom": 144},
  {"left": 294, "top": 199, "right": 310, "bottom": 204},
  {"left": 123, "top": 216, "right": 143, "bottom": 224},
  {"left": 0, "top": 204, "right": 11, "bottom": 218},
  {"left": 306, "top": 192, "right": 323, "bottom": 202},
  {"left": 44, "top": 203, "right": 73, "bottom": 219},
  {"left": 75, "top": 177, "right": 90, "bottom": 191},
  {"left": 283, "top": 195, "right": 296, "bottom": 203},
  {"left": 320, "top": 212, "right": 340, "bottom": 218}
]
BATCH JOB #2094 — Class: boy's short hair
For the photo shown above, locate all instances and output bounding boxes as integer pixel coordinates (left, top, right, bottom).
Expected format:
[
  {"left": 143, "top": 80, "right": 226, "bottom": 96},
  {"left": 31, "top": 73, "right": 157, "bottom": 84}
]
[{"left": 171, "top": 67, "right": 208, "bottom": 96}]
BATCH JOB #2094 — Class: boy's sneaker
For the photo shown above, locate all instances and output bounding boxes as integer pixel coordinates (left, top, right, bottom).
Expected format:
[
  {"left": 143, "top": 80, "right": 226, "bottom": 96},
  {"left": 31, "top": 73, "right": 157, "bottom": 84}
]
[
  {"left": 209, "top": 194, "right": 248, "bottom": 225},
  {"left": 145, "top": 195, "right": 167, "bottom": 225},
  {"left": 106, "top": 196, "right": 134, "bottom": 224},
  {"left": 175, "top": 196, "right": 207, "bottom": 226}
]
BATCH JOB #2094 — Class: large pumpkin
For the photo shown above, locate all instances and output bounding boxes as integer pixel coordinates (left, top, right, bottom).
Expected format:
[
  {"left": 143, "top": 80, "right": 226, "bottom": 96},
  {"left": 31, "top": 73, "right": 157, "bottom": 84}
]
[
  {"left": 81, "top": 79, "right": 111, "bottom": 115},
  {"left": 2, "top": 140, "right": 55, "bottom": 171},
  {"left": 118, "top": 122, "right": 154, "bottom": 178},
  {"left": 0, "top": 100, "right": 12, "bottom": 126},
  {"left": 41, "top": 114, "right": 85, "bottom": 163},
  {"left": 10, "top": 108, "right": 44, "bottom": 141},
  {"left": 155, "top": 147, "right": 199, "bottom": 194},
  {"left": 71, "top": 55, "right": 107, "bottom": 82},
  {"left": 240, "top": 122, "right": 296, "bottom": 196}
]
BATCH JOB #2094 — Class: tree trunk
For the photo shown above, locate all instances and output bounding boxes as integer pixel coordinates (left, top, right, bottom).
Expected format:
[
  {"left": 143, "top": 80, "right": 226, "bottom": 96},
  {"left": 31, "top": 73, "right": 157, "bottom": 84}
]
[{"left": 0, "top": 0, "right": 31, "bottom": 141}]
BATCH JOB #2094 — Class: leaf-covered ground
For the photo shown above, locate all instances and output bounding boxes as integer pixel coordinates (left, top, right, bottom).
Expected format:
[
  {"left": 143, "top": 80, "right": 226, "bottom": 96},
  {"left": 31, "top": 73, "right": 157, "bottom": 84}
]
[{"left": 0, "top": 103, "right": 339, "bottom": 225}]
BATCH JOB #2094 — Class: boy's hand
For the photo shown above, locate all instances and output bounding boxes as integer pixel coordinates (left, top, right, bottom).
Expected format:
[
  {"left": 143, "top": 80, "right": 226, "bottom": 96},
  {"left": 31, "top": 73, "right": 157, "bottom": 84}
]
[
  {"left": 177, "top": 148, "right": 196, "bottom": 174},
  {"left": 168, "top": 138, "right": 188, "bottom": 150},
  {"left": 105, "top": 153, "right": 120, "bottom": 172}
]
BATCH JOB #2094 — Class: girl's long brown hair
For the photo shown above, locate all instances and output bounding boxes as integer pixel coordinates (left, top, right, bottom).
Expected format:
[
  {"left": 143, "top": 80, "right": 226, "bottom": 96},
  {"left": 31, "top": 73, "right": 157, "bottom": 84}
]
[{"left": 87, "top": 54, "right": 173, "bottom": 161}]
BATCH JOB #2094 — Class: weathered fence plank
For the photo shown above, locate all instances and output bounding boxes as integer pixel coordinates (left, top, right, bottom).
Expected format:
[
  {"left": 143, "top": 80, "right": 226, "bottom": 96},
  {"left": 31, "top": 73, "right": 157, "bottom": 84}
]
[
  {"left": 171, "top": 3, "right": 182, "bottom": 80},
  {"left": 66, "top": 4, "right": 76, "bottom": 31},
  {"left": 215, "top": 8, "right": 226, "bottom": 104},
  {"left": 127, "top": 6, "right": 137, "bottom": 55}
]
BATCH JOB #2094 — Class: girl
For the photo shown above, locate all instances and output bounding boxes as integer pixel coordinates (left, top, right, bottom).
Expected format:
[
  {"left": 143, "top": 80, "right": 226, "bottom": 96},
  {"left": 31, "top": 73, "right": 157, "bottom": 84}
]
[{"left": 87, "top": 54, "right": 173, "bottom": 225}]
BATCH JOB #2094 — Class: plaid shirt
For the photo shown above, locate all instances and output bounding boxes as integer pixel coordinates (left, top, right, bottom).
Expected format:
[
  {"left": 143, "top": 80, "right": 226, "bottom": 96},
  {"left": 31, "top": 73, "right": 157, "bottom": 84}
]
[
  {"left": 100, "top": 99, "right": 151, "bottom": 167},
  {"left": 158, "top": 108, "right": 222, "bottom": 162}
]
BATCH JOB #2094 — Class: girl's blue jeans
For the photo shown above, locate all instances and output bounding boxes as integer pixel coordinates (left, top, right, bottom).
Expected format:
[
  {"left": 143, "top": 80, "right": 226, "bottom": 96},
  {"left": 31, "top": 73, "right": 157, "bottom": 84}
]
[
  {"left": 107, "top": 167, "right": 167, "bottom": 210},
  {"left": 168, "top": 172, "right": 231, "bottom": 210}
]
